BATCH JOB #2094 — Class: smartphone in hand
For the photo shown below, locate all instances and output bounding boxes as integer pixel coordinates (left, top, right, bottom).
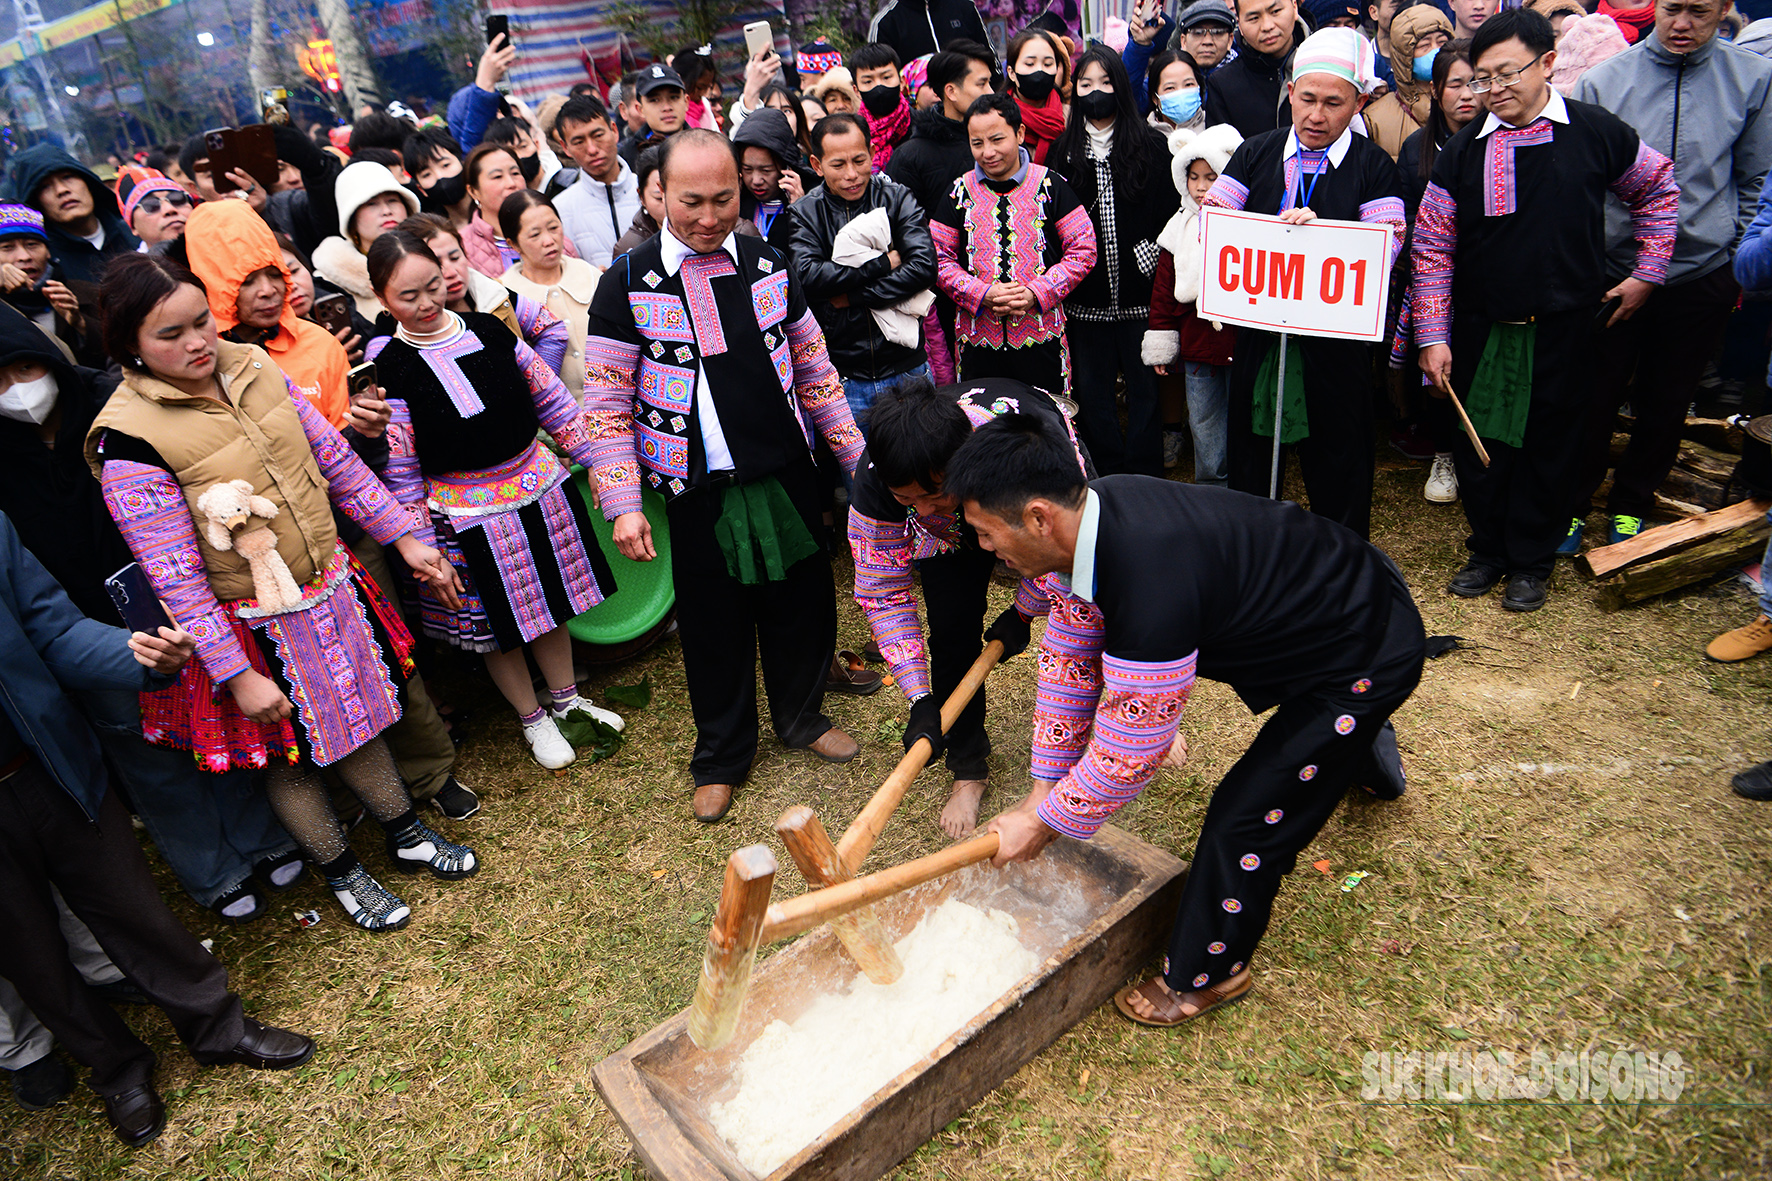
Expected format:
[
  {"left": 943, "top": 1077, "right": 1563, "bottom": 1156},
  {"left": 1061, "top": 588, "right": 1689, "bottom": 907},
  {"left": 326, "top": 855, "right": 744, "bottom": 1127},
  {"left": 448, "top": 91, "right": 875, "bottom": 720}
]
[
  {"left": 105, "top": 563, "right": 175, "bottom": 636},
  {"left": 485, "top": 13, "right": 509, "bottom": 45},
  {"left": 744, "top": 20, "right": 773, "bottom": 60},
  {"left": 347, "top": 361, "right": 378, "bottom": 404},
  {"left": 310, "top": 292, "right": 352, "bottom": 334}
]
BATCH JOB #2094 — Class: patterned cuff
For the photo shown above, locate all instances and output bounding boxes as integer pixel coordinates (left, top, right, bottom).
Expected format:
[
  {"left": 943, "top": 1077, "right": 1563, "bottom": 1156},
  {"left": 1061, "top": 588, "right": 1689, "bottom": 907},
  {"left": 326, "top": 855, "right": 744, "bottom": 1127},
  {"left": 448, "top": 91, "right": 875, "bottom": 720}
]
[{"left": 1134, "top": 239, "right": 1161, "bottom": 277}]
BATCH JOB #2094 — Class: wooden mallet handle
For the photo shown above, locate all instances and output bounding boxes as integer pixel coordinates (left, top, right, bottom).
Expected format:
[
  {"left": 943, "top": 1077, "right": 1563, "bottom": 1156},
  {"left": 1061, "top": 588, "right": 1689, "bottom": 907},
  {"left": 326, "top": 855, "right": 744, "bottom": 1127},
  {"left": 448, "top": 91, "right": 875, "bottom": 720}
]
[
  {"left": 1438, "top": 376, "right": 1492, "bottom": 468},
  {"left": 836, "top": 639, "right": 1005, "bottom": 875},
  {"left": 688, "top": 845, "right": 777, "bottom": 1051},
  {"left": 761, "top": 832, "right": 1002, "bottom": 945},
  {"left": 777, "top": 807, "right": 904, "bottom": 985}
]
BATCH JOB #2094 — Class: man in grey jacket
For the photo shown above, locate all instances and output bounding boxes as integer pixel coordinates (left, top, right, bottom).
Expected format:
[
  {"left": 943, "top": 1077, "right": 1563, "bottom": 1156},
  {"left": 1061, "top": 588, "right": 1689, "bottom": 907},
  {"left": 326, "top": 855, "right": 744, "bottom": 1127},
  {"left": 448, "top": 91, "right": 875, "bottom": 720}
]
[{"left": 1568, "top": 0, "right": 1772, "bottom": 552}]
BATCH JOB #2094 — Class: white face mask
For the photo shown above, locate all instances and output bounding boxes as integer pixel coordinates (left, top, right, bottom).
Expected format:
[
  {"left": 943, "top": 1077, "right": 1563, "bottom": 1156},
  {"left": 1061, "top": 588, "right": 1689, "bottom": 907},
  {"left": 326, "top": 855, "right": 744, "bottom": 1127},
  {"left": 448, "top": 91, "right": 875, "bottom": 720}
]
[{"left": 0, "top": 371, "right": 59, "bottom": 424}]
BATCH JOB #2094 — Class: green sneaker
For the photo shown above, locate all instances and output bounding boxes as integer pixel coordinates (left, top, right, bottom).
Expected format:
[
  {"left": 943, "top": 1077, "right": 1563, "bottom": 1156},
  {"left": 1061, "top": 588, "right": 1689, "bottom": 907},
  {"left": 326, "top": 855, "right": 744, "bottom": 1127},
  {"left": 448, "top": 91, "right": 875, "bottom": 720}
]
[
  {"left": 1554, "top": 517, "right": 1584, "bottom": 557},
  {"left": 1608, "top": 515, "right": 1644, "bottom": 545}
]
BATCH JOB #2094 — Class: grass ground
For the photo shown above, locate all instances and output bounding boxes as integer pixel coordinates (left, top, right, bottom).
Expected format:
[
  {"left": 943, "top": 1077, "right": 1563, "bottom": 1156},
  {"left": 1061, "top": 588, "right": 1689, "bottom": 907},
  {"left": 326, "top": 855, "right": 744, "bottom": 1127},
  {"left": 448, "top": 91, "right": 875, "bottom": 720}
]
[{"left": 3, "top": 452, "right": 1769, "bottom": 1181}]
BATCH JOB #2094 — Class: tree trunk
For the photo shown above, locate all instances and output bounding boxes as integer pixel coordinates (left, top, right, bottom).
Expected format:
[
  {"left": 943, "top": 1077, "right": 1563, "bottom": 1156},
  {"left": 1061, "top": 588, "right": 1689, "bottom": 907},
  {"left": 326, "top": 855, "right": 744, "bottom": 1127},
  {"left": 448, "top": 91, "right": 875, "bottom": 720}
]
[
  {"left": 314, "top": 0, "right": 382, "bottom": 112},
  {"left": 247, "top": 0, "right": 275, "bottom": 95}
]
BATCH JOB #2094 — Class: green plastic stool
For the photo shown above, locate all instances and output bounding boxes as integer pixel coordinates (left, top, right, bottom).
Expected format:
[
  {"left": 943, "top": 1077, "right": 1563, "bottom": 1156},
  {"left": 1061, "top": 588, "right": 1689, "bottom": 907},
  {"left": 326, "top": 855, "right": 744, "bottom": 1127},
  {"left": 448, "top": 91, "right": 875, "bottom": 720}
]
[{"left": 566, "top": 471, "right": 675, "bottom": 646}]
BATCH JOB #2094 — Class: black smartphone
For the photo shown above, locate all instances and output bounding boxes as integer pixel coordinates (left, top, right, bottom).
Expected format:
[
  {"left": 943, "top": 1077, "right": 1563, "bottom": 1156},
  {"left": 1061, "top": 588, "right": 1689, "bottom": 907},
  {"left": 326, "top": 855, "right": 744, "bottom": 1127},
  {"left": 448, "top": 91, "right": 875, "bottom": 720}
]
[
  {"left": 204, "top": 127, "right": 237, "bottom": 193},
  {"left": 347, "top": 361, "right": 378, "bottom": 404},
  {"left": 1596, "top": 296, "right": 1622, "bottom": 327},
  {"left": 485, "top": 13, "right": 509, "bottom": 46},
  {"left": 310, "top": 292, "right": 352, "bottom": 334},
  {"left": 105, "top": 562, "right": 175, "bottom": 636}
]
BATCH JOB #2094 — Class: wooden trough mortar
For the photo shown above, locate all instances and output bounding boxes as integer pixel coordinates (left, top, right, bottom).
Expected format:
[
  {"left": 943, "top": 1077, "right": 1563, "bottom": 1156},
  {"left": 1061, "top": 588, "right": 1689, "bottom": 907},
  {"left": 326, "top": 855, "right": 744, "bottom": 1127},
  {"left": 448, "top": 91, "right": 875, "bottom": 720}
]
[{"left": 592, "top": 825, "right": 1187, "bottom": 1181}]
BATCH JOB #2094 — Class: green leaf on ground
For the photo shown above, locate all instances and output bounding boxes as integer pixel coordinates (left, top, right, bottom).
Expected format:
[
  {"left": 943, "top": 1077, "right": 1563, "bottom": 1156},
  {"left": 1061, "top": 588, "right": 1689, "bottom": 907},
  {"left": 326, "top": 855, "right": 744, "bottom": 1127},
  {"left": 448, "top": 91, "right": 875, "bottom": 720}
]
[
  {"left": 605, "top": 677, "right": 653, "bottom": 708},
  {"left": 555, "top": 710, "right": 625, "bottom": 761}
]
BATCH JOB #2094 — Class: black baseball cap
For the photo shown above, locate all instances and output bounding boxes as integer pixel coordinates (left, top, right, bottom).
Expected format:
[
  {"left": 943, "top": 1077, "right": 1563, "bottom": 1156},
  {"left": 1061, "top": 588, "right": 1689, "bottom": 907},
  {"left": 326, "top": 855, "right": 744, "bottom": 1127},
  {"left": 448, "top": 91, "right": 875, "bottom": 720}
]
[{"left": 636, "top": 63, "right": 686, "bottom": 97}]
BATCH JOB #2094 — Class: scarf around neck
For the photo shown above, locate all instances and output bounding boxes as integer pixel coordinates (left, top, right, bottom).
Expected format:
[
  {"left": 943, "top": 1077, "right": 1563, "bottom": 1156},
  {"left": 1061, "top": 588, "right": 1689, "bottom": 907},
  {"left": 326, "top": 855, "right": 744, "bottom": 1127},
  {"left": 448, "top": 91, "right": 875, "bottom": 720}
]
[
  {"left": 1016, "top": 91, "right": 1068, "bottom": 164},
  {"left": 863, "top": 96, "right": 914, "bottom": 169}
]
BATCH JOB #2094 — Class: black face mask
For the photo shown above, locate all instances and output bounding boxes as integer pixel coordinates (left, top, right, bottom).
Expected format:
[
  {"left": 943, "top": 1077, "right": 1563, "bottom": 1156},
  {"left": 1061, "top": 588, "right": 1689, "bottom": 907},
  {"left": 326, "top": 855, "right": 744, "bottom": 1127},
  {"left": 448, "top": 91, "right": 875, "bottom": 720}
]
[
  {"left": 1015, "top": 69, "right": 1056, "bottom": 104},
  {"left": 516, "top": 152, "right": 542, "bottom": 182},
  {"left": 425, "top": 172, "right": 469, "bottom": 207},
  {"left": 860, "top": 84, "right": 903, "bottom": 118},
  {"left": 1074, "top": 89, "right": 1117, "bottom": 120}
]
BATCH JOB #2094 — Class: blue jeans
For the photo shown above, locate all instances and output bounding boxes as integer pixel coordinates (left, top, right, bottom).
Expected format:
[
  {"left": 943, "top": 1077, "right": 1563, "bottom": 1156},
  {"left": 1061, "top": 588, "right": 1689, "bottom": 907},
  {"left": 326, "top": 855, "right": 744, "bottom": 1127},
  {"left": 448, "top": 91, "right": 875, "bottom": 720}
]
[
  {"left": 1760, "top": 506, "right": 1772, "bottom": 618},
  {"left": 76, "top": 688, "right": 295, "bottom": 908},
  {"left": 1184, "top": 361, "right": 1230, "bottom": 487},
  {"left": 841, "top": 364, "right": 930, "bottom": 494}
]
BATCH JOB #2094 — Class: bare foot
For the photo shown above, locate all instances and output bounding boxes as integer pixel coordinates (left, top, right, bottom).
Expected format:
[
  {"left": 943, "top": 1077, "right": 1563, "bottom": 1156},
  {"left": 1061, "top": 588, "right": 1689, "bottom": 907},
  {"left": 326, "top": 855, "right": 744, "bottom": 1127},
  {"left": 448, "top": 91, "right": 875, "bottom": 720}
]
[
  {"left": 1122, "top": 968, "right": 1252, "bottom": 1023},
  {"left": 940, "top": 778, "right": 987, "bottom": 839}
]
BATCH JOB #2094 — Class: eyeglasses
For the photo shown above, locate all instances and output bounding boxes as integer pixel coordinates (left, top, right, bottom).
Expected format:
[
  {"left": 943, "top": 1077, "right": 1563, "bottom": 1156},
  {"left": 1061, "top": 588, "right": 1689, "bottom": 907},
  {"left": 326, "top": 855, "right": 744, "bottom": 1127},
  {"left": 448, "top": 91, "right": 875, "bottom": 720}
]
[
  {"left": 1186, "top": 25, "right": 1232, "bottom": 37},
  {"left": 1468, "top": 53, "right": 1546, "bottom": 93},
  {"left": 135, "top": 191, "right": 193, "bottom": 215}
]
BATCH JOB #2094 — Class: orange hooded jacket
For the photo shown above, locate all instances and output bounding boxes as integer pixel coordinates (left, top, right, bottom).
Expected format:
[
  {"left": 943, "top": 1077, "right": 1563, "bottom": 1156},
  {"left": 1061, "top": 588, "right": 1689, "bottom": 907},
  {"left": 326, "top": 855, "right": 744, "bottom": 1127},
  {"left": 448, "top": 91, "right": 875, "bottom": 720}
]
[{"left": 184, "top": 200, "right": 351, "bottom": 427}]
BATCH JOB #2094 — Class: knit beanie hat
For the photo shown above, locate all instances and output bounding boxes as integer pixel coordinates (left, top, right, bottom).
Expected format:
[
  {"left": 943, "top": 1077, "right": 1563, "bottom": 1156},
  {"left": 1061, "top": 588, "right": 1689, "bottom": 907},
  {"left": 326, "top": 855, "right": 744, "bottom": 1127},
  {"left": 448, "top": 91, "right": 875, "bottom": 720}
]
[
  {"left": 798, "top": 39, "right": 843, "bottom": 77},
  {"left": 0, "top": 202, "right": 46, "bottom": 241},
  {"left": 1291, "top": 27, "right": 1381, "bottom": 94},
  {"left": 122, "top": 177, "right": 190, "bottom": 229}
]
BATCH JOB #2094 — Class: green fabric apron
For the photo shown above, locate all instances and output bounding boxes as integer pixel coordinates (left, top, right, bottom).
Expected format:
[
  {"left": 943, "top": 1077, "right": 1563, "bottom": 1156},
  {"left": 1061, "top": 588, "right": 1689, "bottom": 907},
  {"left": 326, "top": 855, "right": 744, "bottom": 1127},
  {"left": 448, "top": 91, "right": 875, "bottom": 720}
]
[
  {"left": 713, "top": 476, "right": 819, "bottom": 585},
  {"left": 1251, "top": 335, "right": 1309, "bottom": 444},
  {"left": 1463, "top": 321, "right": 1535, "bottom": 449}
]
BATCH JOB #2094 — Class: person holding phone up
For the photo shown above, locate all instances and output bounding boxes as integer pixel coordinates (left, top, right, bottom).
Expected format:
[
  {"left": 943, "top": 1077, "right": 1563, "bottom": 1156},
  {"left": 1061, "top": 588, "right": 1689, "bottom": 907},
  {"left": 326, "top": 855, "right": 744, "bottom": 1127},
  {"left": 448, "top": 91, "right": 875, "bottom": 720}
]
[{"left": 88, "top": 252, "right": 479, "bottom": 933}]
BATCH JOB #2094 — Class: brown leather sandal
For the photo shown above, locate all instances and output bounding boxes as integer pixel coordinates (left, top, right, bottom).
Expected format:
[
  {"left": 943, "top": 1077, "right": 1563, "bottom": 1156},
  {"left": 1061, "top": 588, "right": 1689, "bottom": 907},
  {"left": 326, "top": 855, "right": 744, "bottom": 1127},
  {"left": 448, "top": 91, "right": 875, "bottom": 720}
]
[
  {"left": 825, "top": 651, "right": 884, "bottom": 696},
  {"left": 1113, "top": 969, "right": 1253, "bottom": 1028}
]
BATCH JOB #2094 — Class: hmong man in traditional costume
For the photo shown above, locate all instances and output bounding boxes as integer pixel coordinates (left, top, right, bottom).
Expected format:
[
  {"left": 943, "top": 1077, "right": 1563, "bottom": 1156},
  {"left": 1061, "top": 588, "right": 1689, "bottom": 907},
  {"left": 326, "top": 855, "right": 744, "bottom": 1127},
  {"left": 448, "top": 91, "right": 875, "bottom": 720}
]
[
  {"left": 582, "top": 131, "right": 867, "bottom": 823},
  {"left": 950, "top": 414, "right": 1424, "bottom": 1027},
  {"left": 89, "top": 253, "right": 477, "bottom": 933},
  {"left": 1202, "top": 27, "right": 1407, "bottom": 540},
  {"left": 1412, "top": 8, "right": 1678, "bottom": 612},
  {"left": 930, "top": 92, "right": 1097, "bottom": 398},
  {"left": 850, "top": 376, "right": 1091, "bottom": 837},
  {"left": 365, "top": 230, "right": 626, "bottom": 772}
]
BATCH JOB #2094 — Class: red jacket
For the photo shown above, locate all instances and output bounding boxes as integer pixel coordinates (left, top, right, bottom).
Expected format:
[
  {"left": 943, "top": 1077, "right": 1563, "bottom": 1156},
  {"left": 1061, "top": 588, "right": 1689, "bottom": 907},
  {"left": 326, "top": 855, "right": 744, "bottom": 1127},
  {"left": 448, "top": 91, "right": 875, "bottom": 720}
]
[{"left": 1145, "top": 248, "right": 1234, "bottom": 368}]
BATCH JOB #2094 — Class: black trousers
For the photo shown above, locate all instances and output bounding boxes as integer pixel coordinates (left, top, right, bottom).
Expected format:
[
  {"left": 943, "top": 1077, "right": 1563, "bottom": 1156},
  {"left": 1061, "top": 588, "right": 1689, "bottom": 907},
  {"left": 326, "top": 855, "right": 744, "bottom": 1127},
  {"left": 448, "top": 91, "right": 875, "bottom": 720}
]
[
  {"left": 1068, "top": 318, "right": 1164, "bottom": 477},
  {"left": 956, "top": 335, "right": 1068, "bottom": 398},
  {"left": 668, "top": 463, "right": 837, "bottom": 788},
  {"left": 1163, "top": 586, "right": 1425, "bottom": 992},
  {"left": 0, "top": 766, "right": 244, "bottom": 1096},
  {"left": 1228, "top": 334, "right": 1376, "bottom": 539},
  {"left": 1450, "top": 308, "right": 1592, "bottom": 577},
  {"left": 918, "top": 544, "right": 996, "bottom": 781},
  {"left": 1575, "top": 266, "right": 1741, "bottom": 520}
]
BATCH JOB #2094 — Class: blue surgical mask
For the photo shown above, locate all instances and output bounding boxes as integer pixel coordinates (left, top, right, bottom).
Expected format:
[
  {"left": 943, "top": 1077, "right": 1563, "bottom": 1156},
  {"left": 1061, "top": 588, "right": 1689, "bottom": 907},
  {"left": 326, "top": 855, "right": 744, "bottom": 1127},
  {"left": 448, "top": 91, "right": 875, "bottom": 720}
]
[
  {"left": 1159, "top": 88, "right": 1203, "bottom": 124},
  {"left": 1412, "top": 48, "right": 1439, "bottom": 82}
]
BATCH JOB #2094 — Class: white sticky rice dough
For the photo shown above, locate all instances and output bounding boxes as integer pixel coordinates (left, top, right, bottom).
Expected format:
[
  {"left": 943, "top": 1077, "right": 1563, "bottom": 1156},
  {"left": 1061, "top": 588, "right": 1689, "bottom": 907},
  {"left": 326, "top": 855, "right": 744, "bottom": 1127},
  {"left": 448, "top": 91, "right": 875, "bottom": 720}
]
[{"left": 709, "top": 897, "right": 1041, "bottom": 1176}]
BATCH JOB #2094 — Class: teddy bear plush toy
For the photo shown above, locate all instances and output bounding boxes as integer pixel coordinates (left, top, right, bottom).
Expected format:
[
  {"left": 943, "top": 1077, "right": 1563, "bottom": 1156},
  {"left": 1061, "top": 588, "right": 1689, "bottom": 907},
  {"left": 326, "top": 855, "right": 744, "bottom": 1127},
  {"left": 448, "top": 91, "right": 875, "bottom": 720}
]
[{"left": 196, "top": 479, "right": 305, "bottom": 612}]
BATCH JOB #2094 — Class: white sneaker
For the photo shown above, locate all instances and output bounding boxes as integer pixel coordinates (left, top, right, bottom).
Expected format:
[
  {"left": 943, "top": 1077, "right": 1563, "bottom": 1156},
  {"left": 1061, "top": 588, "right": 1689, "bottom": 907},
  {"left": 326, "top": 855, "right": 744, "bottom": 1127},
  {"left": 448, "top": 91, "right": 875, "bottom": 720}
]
[
  {"left": 549, "top": 693, "right": 626, "bottom": 733},
  {"left": 522, "top": 715, "right": 577, "bottom": 769},
  {"left": 1424, "top": 452, "right": 1458, "bottom": 503}
]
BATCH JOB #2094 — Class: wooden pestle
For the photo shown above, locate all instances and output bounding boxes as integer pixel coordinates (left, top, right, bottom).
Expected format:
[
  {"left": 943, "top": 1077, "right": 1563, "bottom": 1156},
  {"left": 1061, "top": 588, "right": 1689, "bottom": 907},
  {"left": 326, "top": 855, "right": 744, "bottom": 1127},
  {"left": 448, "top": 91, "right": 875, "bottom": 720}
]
[
  {"left": 776, "top": 807, "right": 904, "bottom": 985},
  {"left": 834, "top": 640, "right": 1005, "bottom": 876},
  {"left": 761, "top": 832, "right": 1002, "bottom": 945},
  {"left": 688, "top": 845, "right": 778, "bottom": 1051}
]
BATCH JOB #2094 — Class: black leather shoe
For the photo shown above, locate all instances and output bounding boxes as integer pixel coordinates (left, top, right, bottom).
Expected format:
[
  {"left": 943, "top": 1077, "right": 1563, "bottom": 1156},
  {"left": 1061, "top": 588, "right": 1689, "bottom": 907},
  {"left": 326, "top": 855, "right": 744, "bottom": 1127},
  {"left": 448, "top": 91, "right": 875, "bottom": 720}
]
[
  {"left": 103, "top": 1084, "right": 165, "bottom": 1147},
  {"left": 1731, "top": 759, "right": 1772, "bottom": 800},
  {"left": 194, "top": 1018, "right": 316, "bottom": 1070},
  {"left": 9, "top": 1051, "right": 72, "bottom": 1110},
  {"left": 1446, "top": 562, "right": 1504, "bottom": 598},
  {"left": 1503, "top": 573, "right": 1548, "bottom": 612}
]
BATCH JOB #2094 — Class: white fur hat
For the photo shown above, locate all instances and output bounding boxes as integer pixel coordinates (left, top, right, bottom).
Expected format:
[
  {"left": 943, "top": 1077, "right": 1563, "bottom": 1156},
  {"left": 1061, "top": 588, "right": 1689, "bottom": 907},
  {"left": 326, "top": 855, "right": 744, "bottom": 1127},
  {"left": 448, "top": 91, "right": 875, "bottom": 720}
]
[{"left": 1168, "top": 123, "right": 1243, "bottom": 203}]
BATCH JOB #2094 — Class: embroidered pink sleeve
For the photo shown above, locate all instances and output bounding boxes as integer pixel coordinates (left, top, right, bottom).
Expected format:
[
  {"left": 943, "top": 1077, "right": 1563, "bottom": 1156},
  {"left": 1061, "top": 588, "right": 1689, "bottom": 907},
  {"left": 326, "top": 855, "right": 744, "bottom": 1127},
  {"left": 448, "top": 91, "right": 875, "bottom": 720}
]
[
  {"left": 1038, "top": 649, "right": 1197, "bottom": 839},
  {"left": 786, "top": 309, "right": 864, "bottom": 475},
  {"left": 1611, "top": 141, "right": 1678, "bottom": 286},
  {"left": 381, "top": 400, "right": 435, "bottom": 549},
  {"left": 516, "top": 335, "right": 596, "bottom": 464},
  {"left": 1409, "top": 181, "right": 1458, "bottom": 348},
  {"left": 1201, "top": 175, "right": 1250, "bottom": 212},
  {"left": 581, "top": 334, "right": 644, "bottom": 519},
  {"left": 511, "top": 290, "right": 570, "bottom": 379},
  {"left": 1359, "top": 196, "right": 1408, "bottom": 269},
  {"left": 931, "top": 219, "right": 990, "bottom": 315},
  {"left": 100, "top": 459, "right": 251, "bottom": 685},
  {"left": 1027, "top": 205, "right": 1098, "bottom": 313},
  {"left": 1029, "top": 583, "right": 1107, "bottom": 784},
  {"left": 288, "top": 379, "right": 407, "bottom": 545},
  {"left": 1015, "top": 575, "right": 1050, "bottom": 619},
  {"left": 849, "top": 508, "right": 931, "bottom": 701}
]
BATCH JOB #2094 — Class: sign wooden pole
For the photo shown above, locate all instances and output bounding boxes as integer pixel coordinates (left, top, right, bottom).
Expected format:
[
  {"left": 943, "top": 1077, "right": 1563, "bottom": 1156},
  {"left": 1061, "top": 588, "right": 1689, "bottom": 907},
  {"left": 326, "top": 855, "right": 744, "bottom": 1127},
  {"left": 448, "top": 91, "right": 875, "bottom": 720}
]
[{"left": 1269, "top": 332, "right": 1289, "bottom": 500}]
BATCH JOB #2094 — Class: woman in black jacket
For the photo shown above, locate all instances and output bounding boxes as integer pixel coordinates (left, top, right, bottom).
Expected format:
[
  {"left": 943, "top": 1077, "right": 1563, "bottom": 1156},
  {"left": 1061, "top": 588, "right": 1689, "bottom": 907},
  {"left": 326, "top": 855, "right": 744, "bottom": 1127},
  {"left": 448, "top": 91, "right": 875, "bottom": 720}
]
[{"left": 1050, "top": 45, "right": 1181, "bottom": 477}]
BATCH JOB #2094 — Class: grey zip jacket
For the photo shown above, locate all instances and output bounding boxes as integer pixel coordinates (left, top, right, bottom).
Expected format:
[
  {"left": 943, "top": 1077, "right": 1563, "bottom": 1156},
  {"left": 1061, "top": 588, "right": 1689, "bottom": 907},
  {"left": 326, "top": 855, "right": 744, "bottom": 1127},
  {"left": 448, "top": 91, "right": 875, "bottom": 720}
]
[{"left": 1576, "top": 31, "right": 1772, "bottom": 284}]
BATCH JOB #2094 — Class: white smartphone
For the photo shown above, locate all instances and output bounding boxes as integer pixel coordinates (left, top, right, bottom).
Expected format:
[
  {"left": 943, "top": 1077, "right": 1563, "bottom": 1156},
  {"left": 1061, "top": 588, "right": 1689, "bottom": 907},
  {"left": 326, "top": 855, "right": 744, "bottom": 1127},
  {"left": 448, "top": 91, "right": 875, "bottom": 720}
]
[{"left": 744, "top": 20, "right": 773, "bottom": 60}]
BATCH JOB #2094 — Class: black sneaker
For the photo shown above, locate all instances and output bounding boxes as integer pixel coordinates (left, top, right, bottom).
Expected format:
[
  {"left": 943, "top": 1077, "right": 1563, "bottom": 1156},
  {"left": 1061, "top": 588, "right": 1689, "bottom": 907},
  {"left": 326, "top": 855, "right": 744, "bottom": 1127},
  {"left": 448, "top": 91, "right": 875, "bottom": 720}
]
[
  {"left": 431, "top": 777, "right": 480, "bottom": 820},
  {"left": 1503, "top": 574, "right": 1548, "bottom": 612},
  {"left": 1730, "top": 759, "right": 1772, "bottom": 800},
  {"left": 1446, "top": 562, "right": 1504, "bottom": 598},
  {"left": 9, "top": 1052, "right": 72, "bottom": 1111}
]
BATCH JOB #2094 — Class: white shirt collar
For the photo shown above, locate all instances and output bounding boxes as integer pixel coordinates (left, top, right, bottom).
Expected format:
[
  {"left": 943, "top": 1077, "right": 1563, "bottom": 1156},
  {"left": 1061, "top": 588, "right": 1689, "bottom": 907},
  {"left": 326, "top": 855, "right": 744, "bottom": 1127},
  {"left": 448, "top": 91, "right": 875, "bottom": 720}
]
[
  {"left": 1283, "top": 126, "right": 1354, "bottom": 167},
  {"left": 1477, "top": 87, "right": 1569, "bottom": 138},
  {"left": 1052, "top": 487, "right": 1102, "bottom": 603},
  {"left": 659, "top": 224, "right": 742, "bottom": 277}
]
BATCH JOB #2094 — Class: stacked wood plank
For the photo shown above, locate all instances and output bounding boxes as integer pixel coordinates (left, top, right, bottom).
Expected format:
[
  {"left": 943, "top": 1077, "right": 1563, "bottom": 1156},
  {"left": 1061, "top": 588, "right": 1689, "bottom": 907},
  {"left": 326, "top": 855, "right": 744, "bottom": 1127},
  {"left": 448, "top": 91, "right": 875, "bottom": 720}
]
[
  {"left": 1599, "top": 416, "right": 1750, "bottom": 519},
  {"left": 1580, "top": 498, "right": 1769, "bottom": 609}
]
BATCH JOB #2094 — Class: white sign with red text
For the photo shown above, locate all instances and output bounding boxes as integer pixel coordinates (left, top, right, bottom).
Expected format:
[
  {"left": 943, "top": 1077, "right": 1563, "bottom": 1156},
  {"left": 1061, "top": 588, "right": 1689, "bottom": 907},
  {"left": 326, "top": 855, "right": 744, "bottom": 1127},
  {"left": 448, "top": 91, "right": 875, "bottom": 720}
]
[{"left": 1197, "top": 207, "right": 1394, "bottom": 342}]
